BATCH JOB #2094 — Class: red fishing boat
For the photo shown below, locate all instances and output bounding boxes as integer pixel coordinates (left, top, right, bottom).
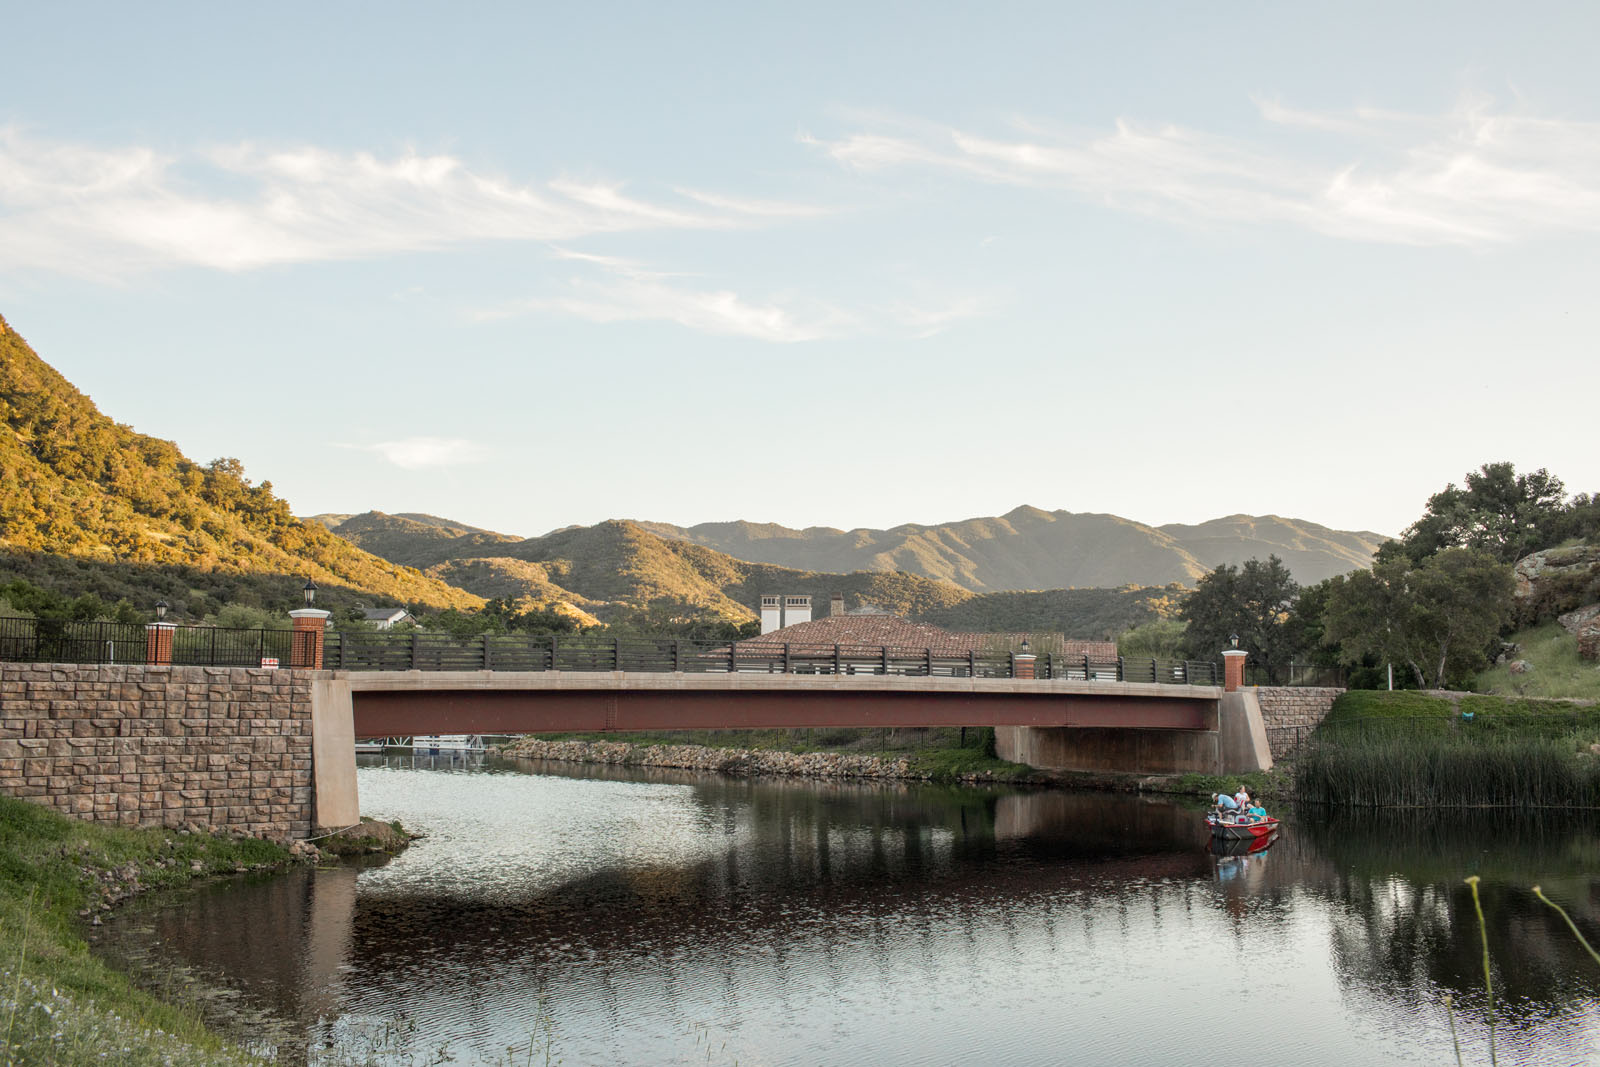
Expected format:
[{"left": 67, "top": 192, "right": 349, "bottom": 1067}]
[{"left": 1205, "top": 813, "right": 1281, "bottom": 840}]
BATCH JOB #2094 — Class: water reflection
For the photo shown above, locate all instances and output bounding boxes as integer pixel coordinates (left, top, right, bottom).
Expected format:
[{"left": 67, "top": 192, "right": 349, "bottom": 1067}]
[{"left": 90, "top": 759, "right": 1600, "bottom": 1066}]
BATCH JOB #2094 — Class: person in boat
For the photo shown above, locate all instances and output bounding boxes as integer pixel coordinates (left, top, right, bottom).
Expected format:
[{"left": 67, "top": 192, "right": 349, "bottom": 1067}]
[
  {"left": 1212, "top": 792, "right": 1240, "bottom": 819},
  {"left": 1233, "top": 786, "right": 1251, "bottom": 812}
]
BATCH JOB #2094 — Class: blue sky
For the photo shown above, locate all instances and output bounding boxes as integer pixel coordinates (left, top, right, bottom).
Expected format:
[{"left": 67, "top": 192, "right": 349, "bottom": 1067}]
[{"left": 2, "top": 2, "right": 1596, "bottom": 543}]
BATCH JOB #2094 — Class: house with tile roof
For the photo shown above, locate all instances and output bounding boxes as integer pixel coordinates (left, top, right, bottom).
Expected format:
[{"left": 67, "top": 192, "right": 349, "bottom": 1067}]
[{"left": 738, "top": 594, "right": 1116, "bottom": 662}]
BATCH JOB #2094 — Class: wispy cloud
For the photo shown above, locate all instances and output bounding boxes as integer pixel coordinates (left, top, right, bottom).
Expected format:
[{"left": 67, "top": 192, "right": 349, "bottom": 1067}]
[
  {"left": 480, "top": 253, "right": 847, "bottom": 343},
  {"left": 341, "top": 437, "right": 491, "bottom": 470},
  {"left": 805, "top": 99, "right": 1600, "bottom": 246},
  {"left": 0, "top": 128, "right": 822, "bottom": 275},
  {"left": 479, "top": 247, "right": 985, "bottom": 343}
]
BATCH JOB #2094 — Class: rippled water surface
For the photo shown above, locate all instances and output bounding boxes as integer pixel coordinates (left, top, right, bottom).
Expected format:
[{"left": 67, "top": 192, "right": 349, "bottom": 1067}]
[{"left": 92, "top": 755, "right": 1600, "bottom": 1065}]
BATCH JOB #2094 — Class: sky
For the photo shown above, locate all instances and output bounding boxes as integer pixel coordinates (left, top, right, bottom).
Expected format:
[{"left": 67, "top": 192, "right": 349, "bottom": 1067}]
[{"left": 1, "top": 2, "right": 1597, "bottom": 541}]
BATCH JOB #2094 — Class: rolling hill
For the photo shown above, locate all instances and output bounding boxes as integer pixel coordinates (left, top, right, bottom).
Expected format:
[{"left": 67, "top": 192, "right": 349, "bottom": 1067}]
[{"left": 0, "top": 313, "right": 483, "bottom": 617}]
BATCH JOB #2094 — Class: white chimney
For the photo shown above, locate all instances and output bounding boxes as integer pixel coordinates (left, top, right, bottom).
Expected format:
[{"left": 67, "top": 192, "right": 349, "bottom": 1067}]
[
  {"left": 760, "top": 595, "right": 782, "bottom": 635},
  {"left": 784, "top": 595, "right": 812, "bottom": 627},
  {"left": 830, "top": 593, "right": 845, "bottom": 617}
]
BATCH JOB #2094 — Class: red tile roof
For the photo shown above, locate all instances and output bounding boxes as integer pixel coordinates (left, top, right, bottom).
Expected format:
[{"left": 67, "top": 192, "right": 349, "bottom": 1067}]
[{"left": 738, "top": 614, "right": 1116, "bottom": 660}]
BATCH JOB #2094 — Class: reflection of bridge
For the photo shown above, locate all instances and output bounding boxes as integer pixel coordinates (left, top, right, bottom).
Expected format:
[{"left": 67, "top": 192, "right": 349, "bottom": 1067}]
[{"left": 310, "top": 670, "right": 1274, "bottom": 827}]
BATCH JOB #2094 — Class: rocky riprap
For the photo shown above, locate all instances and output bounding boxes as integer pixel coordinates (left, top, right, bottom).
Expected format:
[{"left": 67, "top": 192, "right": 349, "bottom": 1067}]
[{"left": 500, "top": 738, "right": 1024, "bottom": 783}]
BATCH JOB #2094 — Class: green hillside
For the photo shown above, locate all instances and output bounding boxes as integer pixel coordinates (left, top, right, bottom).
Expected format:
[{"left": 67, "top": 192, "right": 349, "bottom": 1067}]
[{"left": 0, "top": 314, "right": 483, "bottom": 617}]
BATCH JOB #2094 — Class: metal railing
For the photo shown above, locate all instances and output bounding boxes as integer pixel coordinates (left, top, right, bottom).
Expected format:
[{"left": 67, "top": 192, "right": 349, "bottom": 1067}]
[
  {"left": 0, "top": 618, "right": 1225, "bottom": 685},
  {"left": 324, "top": 632, "right": 1220, "bottom": 684},
  {"left": 0, "top": 617, "right": 301, "bottom": 668},
  {"left": 1244, "top": 663, "right": 1348, "bottom": 688}
]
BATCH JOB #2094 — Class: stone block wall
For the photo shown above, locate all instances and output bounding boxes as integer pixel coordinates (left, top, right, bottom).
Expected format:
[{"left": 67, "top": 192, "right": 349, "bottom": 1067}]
[
  {"left": 1256, "top": 686, "right": 1345, "bottom": 757},
  {"left": 0, "top": 663, "right": 315, "bottom": 839}
]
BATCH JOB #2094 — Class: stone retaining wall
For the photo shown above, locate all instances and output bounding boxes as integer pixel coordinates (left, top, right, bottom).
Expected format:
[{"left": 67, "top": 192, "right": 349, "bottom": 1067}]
[
  {"left": 0, "top": 663, "right": 315, "bottom": 839},
  {"left": 1256, "top": 686, "right": 1345, "bottom": 757}
]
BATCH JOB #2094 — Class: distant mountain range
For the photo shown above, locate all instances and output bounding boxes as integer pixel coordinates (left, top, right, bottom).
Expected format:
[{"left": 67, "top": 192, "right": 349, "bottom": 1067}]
[
  {"left": 308, "top": 505, "right": 1385, "bottom": 636},
  {"left": 637, "top": 508, "right": 1386, "bottom": 591}
]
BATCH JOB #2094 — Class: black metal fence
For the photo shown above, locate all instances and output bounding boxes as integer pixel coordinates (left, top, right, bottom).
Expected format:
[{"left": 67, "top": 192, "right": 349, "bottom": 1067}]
[
  {"left": 1245, "top": 663, "right": 1348, "bottom": 687},
  {"left": 321, "top": 633, "right": 1224, "bottom": 684},
  {"left": 0, "top": 617, "right": 301, "bottom": 668},
  {"left": 0, "top": 619, "right": 1241, "bottom": 685}
]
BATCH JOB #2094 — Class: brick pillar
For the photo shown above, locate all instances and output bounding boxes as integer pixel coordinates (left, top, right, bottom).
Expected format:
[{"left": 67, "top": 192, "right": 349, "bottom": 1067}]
[
  {"left": 289, "top": 609, "right": 331, "bottom": 669},
  {"left": 1222, "top": 649, "right": 1247, "bottom": 692},
  {"left": 1013, "top": 653, "right": 1036, "bottom": 680},
  {"left": 145, "top": 622, "right": 175, "bottom": 665}
]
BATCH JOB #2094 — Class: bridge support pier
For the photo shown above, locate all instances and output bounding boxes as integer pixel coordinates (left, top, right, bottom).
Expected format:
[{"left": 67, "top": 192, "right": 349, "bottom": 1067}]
[
  {"left": 995, "top": 690, "right": 1272, "bottom": 777},
  {"left": 310, "top": 677, "right": 360, "bottom": 832}
]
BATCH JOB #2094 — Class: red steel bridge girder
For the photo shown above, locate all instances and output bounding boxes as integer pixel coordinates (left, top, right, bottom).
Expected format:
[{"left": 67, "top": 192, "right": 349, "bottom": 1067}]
[{"left": 352, "top": 688, "right": 1216, "bottom": 738}]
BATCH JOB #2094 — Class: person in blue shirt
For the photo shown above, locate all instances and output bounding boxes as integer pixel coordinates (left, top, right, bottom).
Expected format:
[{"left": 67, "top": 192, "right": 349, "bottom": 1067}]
[{"left": 1212, "top": 792, "right": 1240, "bottom": 817}]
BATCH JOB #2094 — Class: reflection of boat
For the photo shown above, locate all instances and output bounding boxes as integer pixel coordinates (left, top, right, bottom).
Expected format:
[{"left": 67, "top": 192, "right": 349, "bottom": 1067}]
[
  {"left": 1209, "top": 830, "right": 1278, "bottom": 856},
  {"left": 1205, "top": 813, "right": 1281, "bottom": 840}
]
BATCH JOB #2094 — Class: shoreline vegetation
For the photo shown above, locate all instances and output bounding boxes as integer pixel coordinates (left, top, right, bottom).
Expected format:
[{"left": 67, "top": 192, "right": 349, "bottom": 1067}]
[
  {"left": 0, "top": 793, "right": 295, "bottom": 1065},
  {"left": 1295, "top": 690, "right": 1600, "bottom": 809},
  {"left": 0, "top": 797, "right": 417, "bottom": 1065}
]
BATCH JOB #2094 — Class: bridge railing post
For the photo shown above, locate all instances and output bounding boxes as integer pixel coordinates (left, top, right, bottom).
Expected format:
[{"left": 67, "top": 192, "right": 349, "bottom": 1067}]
[
  {"left": 673, "top": 640, "right": 682, "bottom": 672},
  {"left": 482, "top": 633, "right": 492, "bottom": 671},
  {"left": 880, "top": 645, "right": 889, "bottom": 675},
  {"left": 783, "top": 643, "right": 791, "bottom": 674},
  {"left": 1082, "top": 653, "right": 1091, "bottom": 681},
  {"left": 968, "top": 650, "right": 976, "bottom": 678},
  {"left": 925, "top": 647, "right": 932, "bottom": 677},
  {"left": 549, "top": 634, "right": 558, "bottom": 671},
  {"left": 729, "top": 642, "right": 737, "bottom": 673},
  {"left": 614, "top": 637, "right": 622, "bottom": 672},
  {"left": 833, "top": 643, "right": 841, "bottom": 675}
]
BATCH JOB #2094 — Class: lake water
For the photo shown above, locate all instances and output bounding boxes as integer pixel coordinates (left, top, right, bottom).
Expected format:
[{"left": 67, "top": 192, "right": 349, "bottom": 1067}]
[{"left": 91, "top": 754, "right": 1600, "bottom": 1066}]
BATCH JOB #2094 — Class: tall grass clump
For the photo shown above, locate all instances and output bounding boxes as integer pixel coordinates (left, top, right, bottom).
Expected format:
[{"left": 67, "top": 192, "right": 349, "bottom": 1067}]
[{"left": 1296, "top": 733, "right": 1600, "bottom": 808}]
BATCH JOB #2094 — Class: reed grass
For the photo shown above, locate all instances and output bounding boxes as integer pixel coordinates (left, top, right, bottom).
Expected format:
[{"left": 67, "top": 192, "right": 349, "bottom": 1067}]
[{"left": 1295, "top": 733, "right": 1600, "bottom": 808}]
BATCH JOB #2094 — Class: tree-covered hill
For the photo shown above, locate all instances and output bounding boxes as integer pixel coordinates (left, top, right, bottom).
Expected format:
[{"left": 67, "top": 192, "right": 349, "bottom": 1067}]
[{"left": 0, "top": 313, "right": 483, "bottom": 617}]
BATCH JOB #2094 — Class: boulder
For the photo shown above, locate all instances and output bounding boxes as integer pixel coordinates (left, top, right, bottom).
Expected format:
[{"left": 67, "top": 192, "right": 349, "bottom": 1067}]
[
  {"left": 1507, "top": 659, "right": 1534, "bottom": 675},
  {"left": 1580, "top": 618, "right": 1600, "bottom": 663},
  {"left": 1558, "top": 604, "right": 1600, "bottom": 636},
  {"left": 1512, "top": 545, "right": 1600, "bottom": 625}
]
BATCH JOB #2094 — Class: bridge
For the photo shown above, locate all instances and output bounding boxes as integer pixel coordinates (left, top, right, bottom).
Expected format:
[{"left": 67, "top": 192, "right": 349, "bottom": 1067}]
[
  {"left": 1, "top": 621, "right": 1280, "bottom": 838},
  {"left": 307, "top": 663, "right": 1273, "bottom": 829}
]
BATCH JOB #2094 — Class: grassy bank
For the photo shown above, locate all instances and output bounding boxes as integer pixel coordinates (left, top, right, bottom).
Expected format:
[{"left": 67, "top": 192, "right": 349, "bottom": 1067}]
[
  {"left": 1474, "top": 621, "right": 1600, "bottom": 701},
  {"left": 0, "top": 795, "right": 292, "bottom": 1066},
  {"left": 517, "top": 725, "right": 1042, "bottom": 782},
  {"left": 1295, "top": 691, "right": 1600, "bottom": 809}
]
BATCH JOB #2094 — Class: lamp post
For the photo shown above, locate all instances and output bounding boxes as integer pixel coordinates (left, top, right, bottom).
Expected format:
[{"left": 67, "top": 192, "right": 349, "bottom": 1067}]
[
  {"left": 289, "top": 577, "right": 331, "bottom": 669},
  {"left": 1013, "top": 634, "right": 1037, "bottom": 680},
  {"left": 1222, "top": 633, "right": 1247, "bottom": 692},
  {"left": 145, "top": 600, "right": 176, "bottom": 666}
]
